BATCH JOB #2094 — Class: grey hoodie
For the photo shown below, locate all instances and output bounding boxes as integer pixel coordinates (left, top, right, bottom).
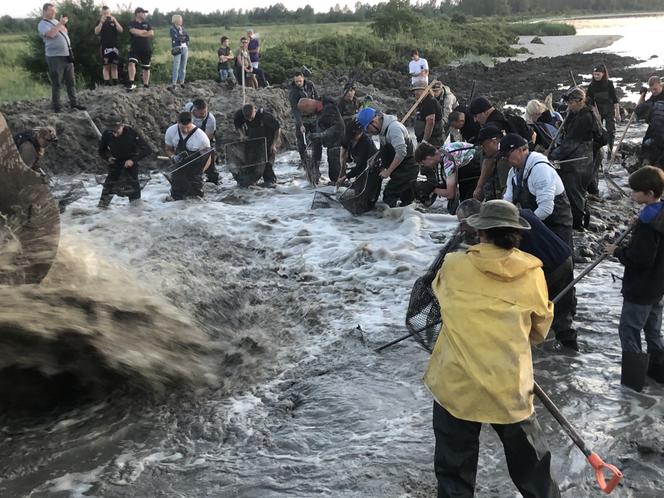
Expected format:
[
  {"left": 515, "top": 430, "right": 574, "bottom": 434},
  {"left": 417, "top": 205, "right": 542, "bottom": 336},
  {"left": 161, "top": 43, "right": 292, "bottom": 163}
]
[{"left": 379, "top": 114, "right": 409, "bottom": 164}]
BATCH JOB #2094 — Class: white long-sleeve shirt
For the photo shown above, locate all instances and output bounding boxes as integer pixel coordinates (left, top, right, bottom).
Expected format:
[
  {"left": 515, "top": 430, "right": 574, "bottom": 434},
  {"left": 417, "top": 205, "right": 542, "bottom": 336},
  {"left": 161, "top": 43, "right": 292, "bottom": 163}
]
[{"left": 504, "top": 151, "right": 565, "bottom": 220}]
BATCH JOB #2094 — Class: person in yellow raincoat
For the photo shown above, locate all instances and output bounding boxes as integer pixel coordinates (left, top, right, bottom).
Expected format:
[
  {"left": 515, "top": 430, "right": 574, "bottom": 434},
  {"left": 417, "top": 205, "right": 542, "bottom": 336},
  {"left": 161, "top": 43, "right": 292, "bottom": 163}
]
[{"left": 423, "top": 199, "right": 560, "bottom": 498}]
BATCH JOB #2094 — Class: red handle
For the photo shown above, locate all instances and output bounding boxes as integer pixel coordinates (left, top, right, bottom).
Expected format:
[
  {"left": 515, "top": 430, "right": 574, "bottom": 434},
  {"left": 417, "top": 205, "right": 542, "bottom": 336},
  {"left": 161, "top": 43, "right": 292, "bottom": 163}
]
[{"left": 587, "top": 452, "right": 623, "bottom": 494}]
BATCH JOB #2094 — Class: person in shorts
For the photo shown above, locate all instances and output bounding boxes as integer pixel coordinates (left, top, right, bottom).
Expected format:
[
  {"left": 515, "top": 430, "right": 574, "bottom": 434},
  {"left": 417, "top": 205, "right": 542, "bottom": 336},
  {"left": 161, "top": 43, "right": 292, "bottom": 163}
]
[
  {"left": 94, "top": 6, "right": 123, "bottom": 85},
  {"left": 127, "top": 7, "right": 154, "bottom": 90}
]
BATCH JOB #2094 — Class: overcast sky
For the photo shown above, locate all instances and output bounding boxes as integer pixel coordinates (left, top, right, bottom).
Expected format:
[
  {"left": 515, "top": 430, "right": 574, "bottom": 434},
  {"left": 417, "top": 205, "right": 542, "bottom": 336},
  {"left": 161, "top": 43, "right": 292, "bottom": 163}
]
[{"left": 3, "top": 1, "right": 387, "bottom": 18}]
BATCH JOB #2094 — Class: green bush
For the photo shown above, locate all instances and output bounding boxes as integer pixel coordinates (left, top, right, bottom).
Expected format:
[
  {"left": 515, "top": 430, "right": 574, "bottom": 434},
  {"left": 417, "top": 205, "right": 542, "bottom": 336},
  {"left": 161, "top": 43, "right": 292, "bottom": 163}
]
[{"left": 506, "top": 22, "right": 576, "bottom": 36}]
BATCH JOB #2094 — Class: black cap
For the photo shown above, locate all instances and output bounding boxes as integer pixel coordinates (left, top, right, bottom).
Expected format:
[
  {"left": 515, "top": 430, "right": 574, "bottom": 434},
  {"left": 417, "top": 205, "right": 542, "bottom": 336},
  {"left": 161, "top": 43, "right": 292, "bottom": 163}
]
[
  {"left": 593, "top": 64, "right": 606, "bottom": 73},
  {"left": 497, "top": 133, "right": 528, "bottom": 158},
  {"left": 468, "top": 96, "right": 492, "bottom": 116},
  {"left": 475, "top": 125, "right": 503, "bottom": 144},
  {"left": 134, "top": 7, "right": 148, "bottom": 14}
]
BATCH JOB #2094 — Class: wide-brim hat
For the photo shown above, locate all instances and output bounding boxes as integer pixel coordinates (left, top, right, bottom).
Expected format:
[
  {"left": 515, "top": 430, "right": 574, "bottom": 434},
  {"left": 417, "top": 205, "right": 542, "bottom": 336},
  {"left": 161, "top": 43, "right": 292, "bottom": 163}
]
[{"left": 465, "top": 199, "right": 531, "bottom": 231}]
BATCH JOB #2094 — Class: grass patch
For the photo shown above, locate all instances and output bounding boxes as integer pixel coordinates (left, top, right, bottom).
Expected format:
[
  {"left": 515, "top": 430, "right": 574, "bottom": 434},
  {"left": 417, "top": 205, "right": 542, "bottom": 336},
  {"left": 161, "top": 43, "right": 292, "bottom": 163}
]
[{"left": 506, "top": 21, "right": 576, "bottom": 36}]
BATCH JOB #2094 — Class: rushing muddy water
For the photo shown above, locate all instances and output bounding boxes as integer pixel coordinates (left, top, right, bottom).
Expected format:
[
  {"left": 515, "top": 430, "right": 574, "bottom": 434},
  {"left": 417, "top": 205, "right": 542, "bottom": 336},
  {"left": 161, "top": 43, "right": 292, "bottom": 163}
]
[{"left": 2, "top": 24, "right": 664, "bottom": 495}]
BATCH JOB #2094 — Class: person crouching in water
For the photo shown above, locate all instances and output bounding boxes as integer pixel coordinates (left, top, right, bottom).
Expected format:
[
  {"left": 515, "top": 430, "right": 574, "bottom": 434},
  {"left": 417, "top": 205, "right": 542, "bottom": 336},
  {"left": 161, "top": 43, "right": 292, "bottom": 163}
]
[
  {"left": 605, "top": 166, "right": 664, "bottom": 391},
  {"left": 424, "top": 199, "right": 559, "bottom": 498},
  {"left": 357, "top": 107, "right": 419, "bottom": 207},
  {"left": 98, "top": 114, "right": 150, "bottom": 207},
  {"left": 164, "top": 111, "right": 211, "bottom": 200}
]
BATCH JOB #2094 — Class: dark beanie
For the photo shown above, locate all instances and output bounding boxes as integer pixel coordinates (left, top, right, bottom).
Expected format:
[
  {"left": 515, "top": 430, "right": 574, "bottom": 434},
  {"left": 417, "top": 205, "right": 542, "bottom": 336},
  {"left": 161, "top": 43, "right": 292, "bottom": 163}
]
[{"left": 469, "top": 96, "right": 492, "bottom": 116}]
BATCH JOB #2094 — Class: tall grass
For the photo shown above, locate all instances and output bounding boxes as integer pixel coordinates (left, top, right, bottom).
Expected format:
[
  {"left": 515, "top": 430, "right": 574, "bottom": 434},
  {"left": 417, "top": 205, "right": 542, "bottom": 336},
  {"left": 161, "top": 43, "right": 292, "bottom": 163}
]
[{"left": 0, "top": 36, "right": 50, "bottom": 103}]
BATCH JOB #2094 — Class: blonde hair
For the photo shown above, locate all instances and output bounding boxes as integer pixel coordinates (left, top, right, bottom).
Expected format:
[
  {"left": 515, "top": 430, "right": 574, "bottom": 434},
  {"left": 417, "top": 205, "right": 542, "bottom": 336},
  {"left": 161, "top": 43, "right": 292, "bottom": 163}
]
[
  {"left": 525, "top": 100, "right": 547, "bottom": 124},
  {"left": 171, "top": 14, "right": 182, "bottom": 24}
]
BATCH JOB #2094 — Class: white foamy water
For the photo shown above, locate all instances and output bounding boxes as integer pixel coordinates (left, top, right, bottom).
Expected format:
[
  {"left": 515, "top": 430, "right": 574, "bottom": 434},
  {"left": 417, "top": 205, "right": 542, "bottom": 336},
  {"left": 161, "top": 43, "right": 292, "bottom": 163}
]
[{"left": 1, "top": 145, "right": 663, "bottom": 497}]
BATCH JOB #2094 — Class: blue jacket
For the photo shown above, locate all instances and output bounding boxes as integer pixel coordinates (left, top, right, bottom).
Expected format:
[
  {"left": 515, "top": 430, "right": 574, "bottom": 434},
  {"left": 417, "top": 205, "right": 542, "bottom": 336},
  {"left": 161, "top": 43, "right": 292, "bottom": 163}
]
[
  {"left": 518, "top": 209, "right": 571, "bottom": 274},
  {"left": 170, "top": 25, "right": 189, "bottom": 48}
]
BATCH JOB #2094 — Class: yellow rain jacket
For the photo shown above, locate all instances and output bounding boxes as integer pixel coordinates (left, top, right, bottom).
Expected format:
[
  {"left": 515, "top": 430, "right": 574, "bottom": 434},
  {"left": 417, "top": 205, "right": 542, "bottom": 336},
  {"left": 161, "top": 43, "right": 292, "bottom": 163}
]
[{"left": 423, "top": 243, "right": 553, "bottom": 424}]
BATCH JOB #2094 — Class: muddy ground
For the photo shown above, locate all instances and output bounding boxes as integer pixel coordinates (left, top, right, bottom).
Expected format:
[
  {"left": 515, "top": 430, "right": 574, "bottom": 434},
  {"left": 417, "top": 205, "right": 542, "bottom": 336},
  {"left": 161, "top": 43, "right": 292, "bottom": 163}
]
[{"left": 1, "top": 52, "right": 659, "bottom": 176}]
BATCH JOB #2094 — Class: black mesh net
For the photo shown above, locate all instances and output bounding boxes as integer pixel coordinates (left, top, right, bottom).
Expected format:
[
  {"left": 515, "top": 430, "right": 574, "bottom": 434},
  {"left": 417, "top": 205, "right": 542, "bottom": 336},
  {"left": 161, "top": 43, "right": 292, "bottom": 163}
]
[
  {"left": 338, "top": 153, "right": 382, "bottom": 215},
  {"left": 94, "top": 170, "right": 151, "bottom": 197},
  {"left": 405, "top": 228, "right": 464, "bottom": 352},
  {"left": 311, "top": 189, "right": 338, "bottom": 209},
  {"left": 224, "top": 138, "right": 267, "bottom": 187},
  {"left": 52, "top": 180, "right": 88, "bottom": 213}
]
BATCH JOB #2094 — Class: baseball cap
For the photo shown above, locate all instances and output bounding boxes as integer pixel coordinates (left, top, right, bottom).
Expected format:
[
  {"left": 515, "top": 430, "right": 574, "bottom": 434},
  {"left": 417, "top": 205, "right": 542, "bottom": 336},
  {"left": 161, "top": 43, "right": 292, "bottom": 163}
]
[
  {"left": 497, "top": 133, "right": 528, "bottom": 158},
  {"left": 134, "top": 7, "right": 149, "bottom": 14},
  {"left": 357, "top": 107, "right": 377, "bottom": 131},
  {"left": 475, "top": 125, "right": 503, "bottom": 145}
]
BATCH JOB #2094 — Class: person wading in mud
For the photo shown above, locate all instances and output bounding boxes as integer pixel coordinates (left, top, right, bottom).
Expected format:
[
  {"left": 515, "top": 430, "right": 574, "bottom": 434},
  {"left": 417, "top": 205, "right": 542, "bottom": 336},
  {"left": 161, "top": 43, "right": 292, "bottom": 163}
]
[
  {"left": 549, "top": 87, "right": 595, "bottom": 230},
  {"left": 412, "top": 83, "right": 444, "bottom": 147},
  {"left": 97, "top": 114, "right": 150, "bottom": 208},
  {"left": 164, "top": 111, "right": 211, "bottom": 200},
  {"left": 184, "top": 99, "right": 219, "bottom": 185},
  {"left": 424, "top": 199, "right": 560, "bottom": 498},
  {"left": 635, "top": 75, "right": 664, "bottom": 169},
  {"left": 289, "top": 71, "right": 320, "bottom": 168},
  {"left": 501, "top": 133, "right": 574, "bottom": 249},
  {"left": 233, "top": 103, "right": 281, "bottom": 187},
  {"left": 358, "top": 107, "right": 419, "bottom": 208},
  {"left": 14, "top": 126, "right": 57, "bottom": 173},
  {"left": 469, "top": 96, "right": 530, "bottom": 200},
  {"left": 605, "top": 166, "right": 664, "bottom": 391},
  {"left": 298, "top": 96, "right": 346, "bottom": 184}
]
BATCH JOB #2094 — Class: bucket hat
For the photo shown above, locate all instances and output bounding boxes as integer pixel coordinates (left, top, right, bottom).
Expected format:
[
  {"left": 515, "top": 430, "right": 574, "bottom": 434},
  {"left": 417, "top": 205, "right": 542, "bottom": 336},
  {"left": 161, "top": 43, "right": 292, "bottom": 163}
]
[{"left": 465, "top": 199, "right": 531, "bottom": 231}]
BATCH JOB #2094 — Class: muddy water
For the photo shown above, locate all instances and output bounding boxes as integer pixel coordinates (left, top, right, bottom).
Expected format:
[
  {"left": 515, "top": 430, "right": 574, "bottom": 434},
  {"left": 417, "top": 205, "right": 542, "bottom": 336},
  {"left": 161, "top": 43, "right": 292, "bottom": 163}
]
[{"left": 1, "top": 134, "right": 664, "bottom": 497}]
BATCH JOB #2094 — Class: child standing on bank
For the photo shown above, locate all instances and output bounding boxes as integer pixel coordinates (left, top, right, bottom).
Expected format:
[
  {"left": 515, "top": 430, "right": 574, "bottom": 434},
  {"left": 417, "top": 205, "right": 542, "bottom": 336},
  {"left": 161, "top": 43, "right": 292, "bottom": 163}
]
[{"left": 605, "top": 166, "right": 664, "bottom": 391}]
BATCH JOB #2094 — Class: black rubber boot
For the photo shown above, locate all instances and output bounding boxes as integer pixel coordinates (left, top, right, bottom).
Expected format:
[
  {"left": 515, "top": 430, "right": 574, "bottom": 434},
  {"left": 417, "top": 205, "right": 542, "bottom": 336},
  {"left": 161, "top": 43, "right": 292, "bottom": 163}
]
[
  {"left": 647, "top": 349, "right": 664, "bottom": 383},
  {"left": 621, "top": 351, "right": 650, "bottom": 392}
]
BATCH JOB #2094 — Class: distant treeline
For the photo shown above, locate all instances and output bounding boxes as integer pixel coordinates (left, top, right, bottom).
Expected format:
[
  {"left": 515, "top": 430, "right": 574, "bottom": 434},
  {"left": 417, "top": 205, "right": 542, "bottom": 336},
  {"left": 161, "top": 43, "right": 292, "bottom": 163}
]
[{"left": 3, "top": 0, "right": 664, "bottom": 33}]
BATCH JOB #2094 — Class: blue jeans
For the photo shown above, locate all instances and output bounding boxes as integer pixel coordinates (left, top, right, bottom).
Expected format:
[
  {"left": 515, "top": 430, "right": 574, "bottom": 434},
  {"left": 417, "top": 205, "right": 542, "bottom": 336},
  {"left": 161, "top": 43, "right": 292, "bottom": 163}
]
[
  {"left": 219, "top": 68, "right": 235, "bottom": 82},
  {"left": 618, "top": 299, "right": 664, "bottom": 353},
  {"left": 171, "top": 46, "right": 188, "bottom": 84}
]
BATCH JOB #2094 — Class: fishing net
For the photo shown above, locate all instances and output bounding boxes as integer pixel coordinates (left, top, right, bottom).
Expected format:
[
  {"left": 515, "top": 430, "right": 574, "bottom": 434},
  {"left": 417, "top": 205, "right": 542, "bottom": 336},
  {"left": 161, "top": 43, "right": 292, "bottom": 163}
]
[
  {"left": 52, "top": 179, "right": 88, "bottom": 213},
  {"left": 338, "top": 153, "right": 382, "bottom": 215},
  {"left": 405, "top": 229, "right": 464, "bottom": 351},
  {"left": 303, "top": 144, "right": 320, "bottom": 188},
  {"left": 224, "top": 137, "right": 267, "bottom": 187},
  {"left": 311, "top": 189, "right": 338, "bottom": 210}
]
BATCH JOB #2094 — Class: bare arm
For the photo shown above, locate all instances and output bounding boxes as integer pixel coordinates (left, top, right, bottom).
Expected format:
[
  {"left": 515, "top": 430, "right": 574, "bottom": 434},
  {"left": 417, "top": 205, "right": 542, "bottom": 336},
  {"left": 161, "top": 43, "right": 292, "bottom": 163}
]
[
  {"left": 114, "top": 18, "right": 123, "bottom": 33},
  {"left": 165, "top": 145, "right": 176, "bottom": 157},
  {"left": 473, "top": 158, "right": 496, "bottom": 200},
  {"left": 434, "top": 172, "right": 457, "bottom": 199},
  {"left": 44, "top": 20, "right": 66, "bottom": 38},
  {"left": 423, "top": 114, "right": 435, "bottom": 142},
  {"left": 94, "top": 21, "right": 102, "bottom": 35}
]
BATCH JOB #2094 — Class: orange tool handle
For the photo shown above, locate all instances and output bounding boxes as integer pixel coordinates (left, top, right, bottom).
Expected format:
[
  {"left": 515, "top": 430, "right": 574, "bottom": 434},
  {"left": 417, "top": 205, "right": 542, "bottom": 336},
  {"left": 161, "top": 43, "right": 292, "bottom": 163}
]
[{"left": 587, "top": 452, "right": 623, "bottom": 494}]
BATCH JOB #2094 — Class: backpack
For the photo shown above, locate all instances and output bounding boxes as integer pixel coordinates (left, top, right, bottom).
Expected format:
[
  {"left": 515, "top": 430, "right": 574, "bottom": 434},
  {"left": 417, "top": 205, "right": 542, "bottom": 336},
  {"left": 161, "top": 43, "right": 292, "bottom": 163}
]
[{"left": 504, "top": 111, "right": 531, "bottom": 142}]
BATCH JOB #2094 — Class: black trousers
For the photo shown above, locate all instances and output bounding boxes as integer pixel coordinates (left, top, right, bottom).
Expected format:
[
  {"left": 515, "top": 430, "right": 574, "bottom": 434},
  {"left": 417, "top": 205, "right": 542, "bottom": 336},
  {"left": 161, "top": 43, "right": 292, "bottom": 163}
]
[
  {"left": 433, "top": 402, "right": 560, "bottom": 498},
  {"left": 546, "top": 256, "right": 577, "bottom": 342},
  {"left": 557, "top": 170, "right": 587, "bottom": 229},
  {"left": 205, "top": 149, "right": 220, "bottom": 184},
  {"left": 170, "top": 161, "right": 204, "bottom": 200},
  {"left": 100, "top": 163, "right": 141, "bottom": 205},
  {"left": 383, "top": 161, "right": 419, "bottom": 207},
  {"left": 327, "top": 146, "right": 342, "bottom": 182}
]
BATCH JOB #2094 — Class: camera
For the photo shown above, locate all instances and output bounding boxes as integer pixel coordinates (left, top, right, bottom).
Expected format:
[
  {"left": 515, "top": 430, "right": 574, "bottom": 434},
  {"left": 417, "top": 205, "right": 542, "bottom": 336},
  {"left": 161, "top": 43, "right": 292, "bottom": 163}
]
[{"left": 640, "top": 87, "right": 649, "bottom": 96}]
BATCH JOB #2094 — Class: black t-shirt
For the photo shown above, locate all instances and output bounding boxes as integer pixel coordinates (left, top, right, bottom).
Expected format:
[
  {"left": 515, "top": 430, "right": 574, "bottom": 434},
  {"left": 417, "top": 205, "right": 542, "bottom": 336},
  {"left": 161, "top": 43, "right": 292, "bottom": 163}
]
[
  {"left": 96, "top": 18, "right": 119, "bottom": 48},
  {"left": 416, "top": 95, "right": 442, "bottom": 123},
  {"left": 218, "top": 46, "right": 231, "bottom": 69},
  {"left": 129, "top": 20, "right": 152, "bottom": 53}
]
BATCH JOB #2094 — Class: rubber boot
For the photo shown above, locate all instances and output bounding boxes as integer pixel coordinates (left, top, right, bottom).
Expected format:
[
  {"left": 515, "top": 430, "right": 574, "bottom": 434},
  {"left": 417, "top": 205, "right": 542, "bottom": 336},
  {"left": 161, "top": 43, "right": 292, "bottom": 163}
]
[
  {"left": 647, "top": 349, "right": 664, "bottom": 383},
  {"left": 621, "top": 351, "right": 650, "bottom": 392}
]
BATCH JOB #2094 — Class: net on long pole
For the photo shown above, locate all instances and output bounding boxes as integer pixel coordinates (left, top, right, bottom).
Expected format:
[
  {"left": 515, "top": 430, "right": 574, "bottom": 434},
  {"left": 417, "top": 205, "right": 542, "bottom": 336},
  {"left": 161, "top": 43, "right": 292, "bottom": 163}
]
[{"left": 224, "top": 137, "right": 267, "bottom": 187}]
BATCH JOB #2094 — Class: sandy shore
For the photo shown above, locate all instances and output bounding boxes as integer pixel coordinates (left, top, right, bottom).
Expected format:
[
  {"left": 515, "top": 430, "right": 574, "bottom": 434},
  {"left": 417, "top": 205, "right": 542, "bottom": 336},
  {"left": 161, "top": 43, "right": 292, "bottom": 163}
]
[{"left": 499, "top": 34, "right": 622, "bottom": 62}]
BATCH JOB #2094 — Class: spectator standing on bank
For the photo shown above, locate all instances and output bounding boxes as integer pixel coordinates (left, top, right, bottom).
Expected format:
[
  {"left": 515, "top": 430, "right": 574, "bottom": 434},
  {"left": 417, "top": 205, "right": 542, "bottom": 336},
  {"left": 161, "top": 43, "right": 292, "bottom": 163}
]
[
  {"left": 217, "top": 36, "right": 236, "bottom": 84},
  {"left": 38, "top": 3, "right": 85, "bottom": 112},
  {"left": 235, "top": 37, "right": 257, "bottom": 89},
  {"left": 127, "top": 7, "right": 154, "bottom": 91},
  {"left": 94, "top": 5, "right": 122, "bottom": 86},
  {"left": 247, "top": 29, "right": 260, "bottom": 69},
  {"left": 409, "top": 49, "right": 429, "bottom": 87},
  {"left": 170, "top": 15, "right": 189, "bottom": 88}
]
